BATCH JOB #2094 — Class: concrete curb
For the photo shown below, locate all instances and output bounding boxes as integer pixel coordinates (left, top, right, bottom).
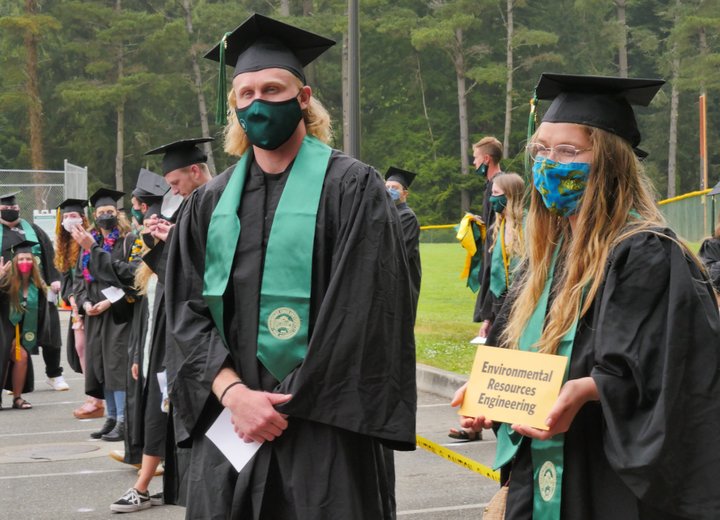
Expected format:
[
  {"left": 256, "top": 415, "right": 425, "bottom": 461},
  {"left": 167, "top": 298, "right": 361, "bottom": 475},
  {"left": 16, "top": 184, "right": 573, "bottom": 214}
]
[{"left": 416, "top": 363, "right": 468, "bottom": 400}]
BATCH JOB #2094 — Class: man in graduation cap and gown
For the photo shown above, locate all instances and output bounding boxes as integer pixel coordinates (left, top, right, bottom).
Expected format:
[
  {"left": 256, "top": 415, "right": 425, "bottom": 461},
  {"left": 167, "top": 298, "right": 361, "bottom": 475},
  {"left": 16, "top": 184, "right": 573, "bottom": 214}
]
[
  {"left": 122, "top": 169, "right": 171, "bottom": 464},
  {"left": 142, "top": 137, "right": 215, "bottom": 506},
  {"left": 385, "top": 166, "right": 421, "bottom": 318},
  {"left": 164, "top": 13, "right": 416, "bottom": 519},
  {"left": 0, "top": 191, "right": 69, "bottom": 391},
  {"left": 457, "top": 73, "right": 720, "bottom": 519}
]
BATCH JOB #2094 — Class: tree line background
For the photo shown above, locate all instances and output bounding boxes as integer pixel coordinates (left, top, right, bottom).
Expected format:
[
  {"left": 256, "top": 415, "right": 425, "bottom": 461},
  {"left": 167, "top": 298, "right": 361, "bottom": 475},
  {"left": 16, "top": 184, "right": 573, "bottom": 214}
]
[{"left": 1, "top": 0, "right": 720, "bottom": 224}]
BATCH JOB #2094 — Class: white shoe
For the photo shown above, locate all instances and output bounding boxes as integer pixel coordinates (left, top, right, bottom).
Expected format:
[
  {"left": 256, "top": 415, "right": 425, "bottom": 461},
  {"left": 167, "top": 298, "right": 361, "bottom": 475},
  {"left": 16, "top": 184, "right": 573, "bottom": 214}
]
[
  {"left": 46, "top": 376, "right": 70, "bottom": 391},
  {"left": 469, "top": 336, "right": 486, "bottom": 345}
]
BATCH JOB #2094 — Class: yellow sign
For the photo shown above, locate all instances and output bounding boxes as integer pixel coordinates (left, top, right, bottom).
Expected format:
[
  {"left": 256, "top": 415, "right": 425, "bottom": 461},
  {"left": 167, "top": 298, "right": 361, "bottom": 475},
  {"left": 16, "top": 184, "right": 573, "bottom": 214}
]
[{"left": 459, "top": 345, "right": 568, "bottom": 430}]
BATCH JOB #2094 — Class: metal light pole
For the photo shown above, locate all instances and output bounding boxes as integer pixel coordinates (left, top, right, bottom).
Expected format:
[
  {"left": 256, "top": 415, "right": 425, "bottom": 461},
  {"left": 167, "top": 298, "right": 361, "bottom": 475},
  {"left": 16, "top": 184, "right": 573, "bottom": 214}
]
[{"left": 347, "top": 0, "right": 361, "bottom": 159}]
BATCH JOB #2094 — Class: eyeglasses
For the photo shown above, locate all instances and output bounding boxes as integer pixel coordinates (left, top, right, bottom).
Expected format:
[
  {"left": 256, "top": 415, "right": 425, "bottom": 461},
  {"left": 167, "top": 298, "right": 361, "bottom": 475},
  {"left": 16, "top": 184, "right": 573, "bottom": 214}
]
[{"left": 526, "top": 142, "right": 592, "bottom": 164}]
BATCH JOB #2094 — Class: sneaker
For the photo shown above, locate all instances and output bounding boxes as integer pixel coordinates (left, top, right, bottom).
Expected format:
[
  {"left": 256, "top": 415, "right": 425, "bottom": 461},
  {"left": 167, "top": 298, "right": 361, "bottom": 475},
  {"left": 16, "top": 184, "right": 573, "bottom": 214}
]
[
  {"left": 110, "top": 488, "right": 151, "bottom": 513},
  {"left": 46, "top": 376, "right": 70, "bottom": 391},
  {"left": 149, "top": 492, "right": 164, "bottom": 506}
]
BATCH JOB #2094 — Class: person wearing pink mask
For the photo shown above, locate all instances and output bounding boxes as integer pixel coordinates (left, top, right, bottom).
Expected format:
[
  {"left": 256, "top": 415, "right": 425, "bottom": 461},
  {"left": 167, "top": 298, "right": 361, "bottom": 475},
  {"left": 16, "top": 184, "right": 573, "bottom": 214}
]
[{"left": 0, "top": 237, "right": 52, "bottom": 410}]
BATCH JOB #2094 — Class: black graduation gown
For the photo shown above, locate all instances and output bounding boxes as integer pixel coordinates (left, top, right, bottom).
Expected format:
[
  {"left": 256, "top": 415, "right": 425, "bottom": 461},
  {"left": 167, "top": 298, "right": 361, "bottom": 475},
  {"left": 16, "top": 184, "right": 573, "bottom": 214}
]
[
  {"left": 61, "top": 269, "right": 83, "bottom": 374},
  {"left": 0, "top": 284, "right": 52, "bottom": 396},
  {"left": 164, "top": 150, "right": 417, "bottom": 520},
  {"left": 395, "top": 201, "right": 421, "bottom": 319},
  {"left": 487, "top": 229, "right": 720, "bottom": 520},
  {"left": 699, "top": 237, "right": 720, "bottom": 291},
  {"left": 1, "top": 222, "right": 62, "bottom": 362},
  {"left": 125, "top": 251, "right": 169, "bottom": 464},
  {"left": 73, "top": 233, "right": 138, "bottom": 398},
  {"left": 473, "top": 178, "right": 497, "bottom": 322}
]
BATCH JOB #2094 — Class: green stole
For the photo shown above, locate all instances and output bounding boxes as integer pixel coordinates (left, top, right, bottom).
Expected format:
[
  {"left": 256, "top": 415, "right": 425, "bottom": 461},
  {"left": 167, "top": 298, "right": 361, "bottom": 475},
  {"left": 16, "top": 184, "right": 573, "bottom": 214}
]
[
  {"left": 489, "top": 218, "right": 520, "bottom": 298},
  {"left": 0, "top": 220, "right": 42, "bottom": 259},
  {"left": 9, "top": 283, "right": 39, "bottom": 351},
  {"left": 203, "top": 135, "right": 332, "bottom": 381},
  {"left": 493, "top": 239, "right": 583, "bottom": 519}
]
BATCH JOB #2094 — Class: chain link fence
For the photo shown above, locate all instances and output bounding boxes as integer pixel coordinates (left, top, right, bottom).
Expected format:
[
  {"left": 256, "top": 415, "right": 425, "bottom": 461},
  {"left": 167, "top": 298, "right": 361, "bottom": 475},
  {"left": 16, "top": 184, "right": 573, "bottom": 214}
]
[{"left": 0, "top": 161, "right": 88, "bottom": 240}]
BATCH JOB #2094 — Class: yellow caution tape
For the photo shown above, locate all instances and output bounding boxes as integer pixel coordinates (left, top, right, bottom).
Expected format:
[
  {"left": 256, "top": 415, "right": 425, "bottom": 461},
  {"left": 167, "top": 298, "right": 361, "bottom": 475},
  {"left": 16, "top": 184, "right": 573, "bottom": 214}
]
[{"left": 416, "top": 435, "right": 500, "bottom": 482}]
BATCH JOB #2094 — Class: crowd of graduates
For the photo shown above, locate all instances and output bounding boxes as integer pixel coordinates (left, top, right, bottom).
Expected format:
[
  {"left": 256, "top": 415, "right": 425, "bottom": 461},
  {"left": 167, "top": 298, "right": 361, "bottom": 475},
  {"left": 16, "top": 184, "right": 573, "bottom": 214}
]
[{"left": 5, "top": 10, "right": 720, "bottom": 520}]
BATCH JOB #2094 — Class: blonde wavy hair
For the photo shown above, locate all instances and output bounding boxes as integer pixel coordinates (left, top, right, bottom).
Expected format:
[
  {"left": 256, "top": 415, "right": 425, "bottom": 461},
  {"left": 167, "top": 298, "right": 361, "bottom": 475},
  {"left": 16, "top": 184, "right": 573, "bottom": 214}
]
[
  {"left": 489, "top": 172, "right": 525, "bottom": 259},
  {"left": 223, "top": 76, "right": 333, "bottom": 157},
  {"left": 54, "top": 214, "right": 89, "bottom": 273},
  {"left": 133, "top": 242, "right": 155, "bottom": 296},
  {"left": 501, "top": 126, "right": 671, "bottom": 354}
]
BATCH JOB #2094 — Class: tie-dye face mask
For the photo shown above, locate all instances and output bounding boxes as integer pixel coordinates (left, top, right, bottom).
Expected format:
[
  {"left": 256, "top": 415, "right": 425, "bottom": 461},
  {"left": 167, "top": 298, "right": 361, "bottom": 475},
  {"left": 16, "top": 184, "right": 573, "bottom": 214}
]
[{"left": 532, "top": 159, "right": 590, "bottom": 217}]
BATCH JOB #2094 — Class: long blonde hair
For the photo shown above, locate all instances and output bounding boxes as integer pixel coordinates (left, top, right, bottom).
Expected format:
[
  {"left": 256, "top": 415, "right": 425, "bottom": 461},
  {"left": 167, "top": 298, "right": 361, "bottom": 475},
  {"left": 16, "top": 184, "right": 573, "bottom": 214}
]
[
  {"left": 0, "top": 255, "right": 47, "bottom": 314},
  {"left": 501, "top": 126, "right": 668, "bottom": 354},
  {"left": 223, "top": 76, "right": 333, "bottom": 157},
  {"left": 489, "top": 172, "right": 525, "bottom": 259}
]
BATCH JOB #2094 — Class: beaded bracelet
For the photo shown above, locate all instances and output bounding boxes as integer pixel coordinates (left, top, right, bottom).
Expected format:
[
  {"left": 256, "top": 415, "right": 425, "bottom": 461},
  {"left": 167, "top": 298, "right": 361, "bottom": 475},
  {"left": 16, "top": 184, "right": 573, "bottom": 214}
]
[{"left": 220, "top": 380, "right": 243, "bottom": 406}]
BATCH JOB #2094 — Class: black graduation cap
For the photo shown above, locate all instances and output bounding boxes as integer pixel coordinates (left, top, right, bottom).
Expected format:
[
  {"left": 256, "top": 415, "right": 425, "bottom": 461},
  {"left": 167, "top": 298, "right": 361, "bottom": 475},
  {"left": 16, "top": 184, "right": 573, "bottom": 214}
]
[
  {"left": 2, "top": 233, "right": 36, "bottom": 256},
  {"left": 0, "top": 190, "right": 20, "bottom": 205},
  {"left": 57, "top": 198, "right": 88, "bottom": 214},
  {"left": 204, "top": 13, "right": 335, "bottom": 83},
  {"left": 132, "top": 168, "right": 170, "bottom": 202},
  {"left": 145, "top": 138, "right": 214, "bottom": 175},
  {"left": 89, "top": 188, "right": 124, "bottom": 208},
  {"left": 385, "top": 167, "right": 417, "bottom": 189},
  {"left": 535, "top": 73, "right": 665, "bottom": 150}
]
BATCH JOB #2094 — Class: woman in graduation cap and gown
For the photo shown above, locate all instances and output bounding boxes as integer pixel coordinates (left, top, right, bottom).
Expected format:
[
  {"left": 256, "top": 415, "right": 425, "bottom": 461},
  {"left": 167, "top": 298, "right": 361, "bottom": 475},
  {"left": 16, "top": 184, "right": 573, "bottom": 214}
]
[
  {"left": 0, "top": 237, "right": 52, "bottom": 409},
  {"left": 71, "top": 188, "right": 141, "bottom": 441},
  {"left": 699, "top": 209, "right": 720, "bottom": 308},
  {"left": 54, "top": 198, "right": 106, "bottom": 418},
  {"left": 164, "top": 13, "right": 416, "bottom": 520},
  {"left": 454, "top": 73, "right": 720, "bottom": 519}
]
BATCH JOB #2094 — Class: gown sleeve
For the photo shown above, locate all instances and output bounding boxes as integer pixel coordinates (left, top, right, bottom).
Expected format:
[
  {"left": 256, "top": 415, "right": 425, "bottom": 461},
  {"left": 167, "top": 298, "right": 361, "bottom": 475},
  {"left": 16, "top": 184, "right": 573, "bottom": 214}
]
[
  {"left": 163, "top": 185, "right": 230, "bottom": 444},
  {"left": 34, "top": 224, "right": 61, "bottom": 284},
  {"left": 591, "top": 230, "right": 720, "bottom": 517}
]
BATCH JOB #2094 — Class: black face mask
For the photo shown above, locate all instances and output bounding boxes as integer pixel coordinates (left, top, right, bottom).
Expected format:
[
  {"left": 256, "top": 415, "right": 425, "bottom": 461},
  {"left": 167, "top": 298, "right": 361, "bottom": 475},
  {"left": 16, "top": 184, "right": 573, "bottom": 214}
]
[
  {"left": 142, "top": 232, "right": 155, "bottom": 249},
  {"left": 96, "top": 215, "right": 118, "bottom": 230},
  {"left": 1, "top": 209, "right": 19, "bottom": 222}
]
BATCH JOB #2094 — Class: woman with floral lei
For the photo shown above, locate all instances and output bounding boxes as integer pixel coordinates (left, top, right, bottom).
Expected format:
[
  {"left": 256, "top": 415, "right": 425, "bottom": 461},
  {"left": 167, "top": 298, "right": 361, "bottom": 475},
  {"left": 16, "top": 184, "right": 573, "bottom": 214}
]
[
  {"left": 70, "top": 188, "right": 141, "bottom": 442},
  {"left": 453, "top": 74, "right": 720, "bottom": 519},
  {"left": 0, "top": 237, "right": 52, "bottom": 410}
]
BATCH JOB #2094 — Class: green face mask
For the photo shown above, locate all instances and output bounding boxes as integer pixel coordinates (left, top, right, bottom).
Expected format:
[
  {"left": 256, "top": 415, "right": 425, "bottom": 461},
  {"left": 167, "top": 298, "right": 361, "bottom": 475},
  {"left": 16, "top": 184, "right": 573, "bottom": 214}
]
[
  {"left": 235, "top": 94, "right": 303, "bottom": 150},
  {"left": 489, "top": 194, "right": 507, "bottom": 213},
  {"left": 131, "top": 208, "right": 144, "bottom": 225}
]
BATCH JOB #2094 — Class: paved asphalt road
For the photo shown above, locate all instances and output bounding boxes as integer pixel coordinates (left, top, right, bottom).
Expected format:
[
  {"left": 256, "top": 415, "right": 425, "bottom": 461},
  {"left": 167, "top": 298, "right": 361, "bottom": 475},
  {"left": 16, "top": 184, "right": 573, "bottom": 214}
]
[{"left": 0, "top": 313, "right": 498, "bottom": 519}]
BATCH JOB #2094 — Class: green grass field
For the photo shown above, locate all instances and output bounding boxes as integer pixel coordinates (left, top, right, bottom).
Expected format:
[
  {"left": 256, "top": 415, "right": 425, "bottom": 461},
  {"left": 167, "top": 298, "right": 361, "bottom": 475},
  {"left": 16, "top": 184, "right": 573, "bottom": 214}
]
[
  {"left": 415, "top": 239, "right": 705, "bottom": 375},
  {"left": 415, "top": 243, "right": 480, "bottom": 375}
]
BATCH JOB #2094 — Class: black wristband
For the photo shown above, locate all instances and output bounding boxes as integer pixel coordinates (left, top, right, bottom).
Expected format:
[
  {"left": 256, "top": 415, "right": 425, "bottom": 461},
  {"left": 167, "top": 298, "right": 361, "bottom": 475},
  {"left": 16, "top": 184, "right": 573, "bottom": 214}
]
[{"left": 219, "top": 380, "right": 243, "bottom": 406}]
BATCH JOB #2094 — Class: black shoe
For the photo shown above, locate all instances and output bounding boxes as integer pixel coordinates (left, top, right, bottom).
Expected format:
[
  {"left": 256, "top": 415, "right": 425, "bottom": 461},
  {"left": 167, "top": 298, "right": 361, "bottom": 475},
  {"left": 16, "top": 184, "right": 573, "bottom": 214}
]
[
  {"left": 102, "top": 420, "right": 125, "bottom": 442},
  {"left": 90, "top": 418, "right": 116, "bottom": 439},
  {"left": 110, "top": 487, "right": 151, "bottom": 513}
]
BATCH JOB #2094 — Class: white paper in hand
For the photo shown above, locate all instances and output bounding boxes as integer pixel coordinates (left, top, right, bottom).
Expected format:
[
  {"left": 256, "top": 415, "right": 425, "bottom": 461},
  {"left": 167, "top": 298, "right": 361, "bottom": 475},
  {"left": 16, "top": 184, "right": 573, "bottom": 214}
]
[
  {"left": 206, "top": 408, "right": 263, "bottom": 472},
  {"left": 101, "top": 286, "right": 126, "bottom": 303}
]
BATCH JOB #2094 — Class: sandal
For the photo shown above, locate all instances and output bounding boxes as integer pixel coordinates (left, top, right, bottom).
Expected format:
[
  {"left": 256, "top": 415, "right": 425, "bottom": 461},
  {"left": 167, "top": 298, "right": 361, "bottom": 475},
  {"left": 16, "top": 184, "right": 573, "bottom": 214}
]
[
  {"left": 448, "top": 427, "right": 481, "bottom": 441},
  {"left": 12, "top": 396, "right": 32, "bottom": 410}
]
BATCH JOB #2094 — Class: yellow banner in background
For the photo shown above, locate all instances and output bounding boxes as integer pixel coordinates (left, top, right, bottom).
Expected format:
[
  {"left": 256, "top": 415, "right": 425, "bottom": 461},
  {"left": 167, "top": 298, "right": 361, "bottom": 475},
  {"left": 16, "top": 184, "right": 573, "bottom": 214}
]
[{"left": 459, "top": 346, "right": 568, "bottom": 430}]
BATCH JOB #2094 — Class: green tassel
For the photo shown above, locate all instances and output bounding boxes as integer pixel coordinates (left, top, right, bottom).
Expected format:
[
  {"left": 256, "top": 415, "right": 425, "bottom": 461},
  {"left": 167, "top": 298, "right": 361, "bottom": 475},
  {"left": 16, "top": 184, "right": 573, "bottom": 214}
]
[
  {"left": 525, "top": 92, "right": 538, "bottom": 176},
  {"left": 215, "top": 32, "right": 232, "bottom": 126}
]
